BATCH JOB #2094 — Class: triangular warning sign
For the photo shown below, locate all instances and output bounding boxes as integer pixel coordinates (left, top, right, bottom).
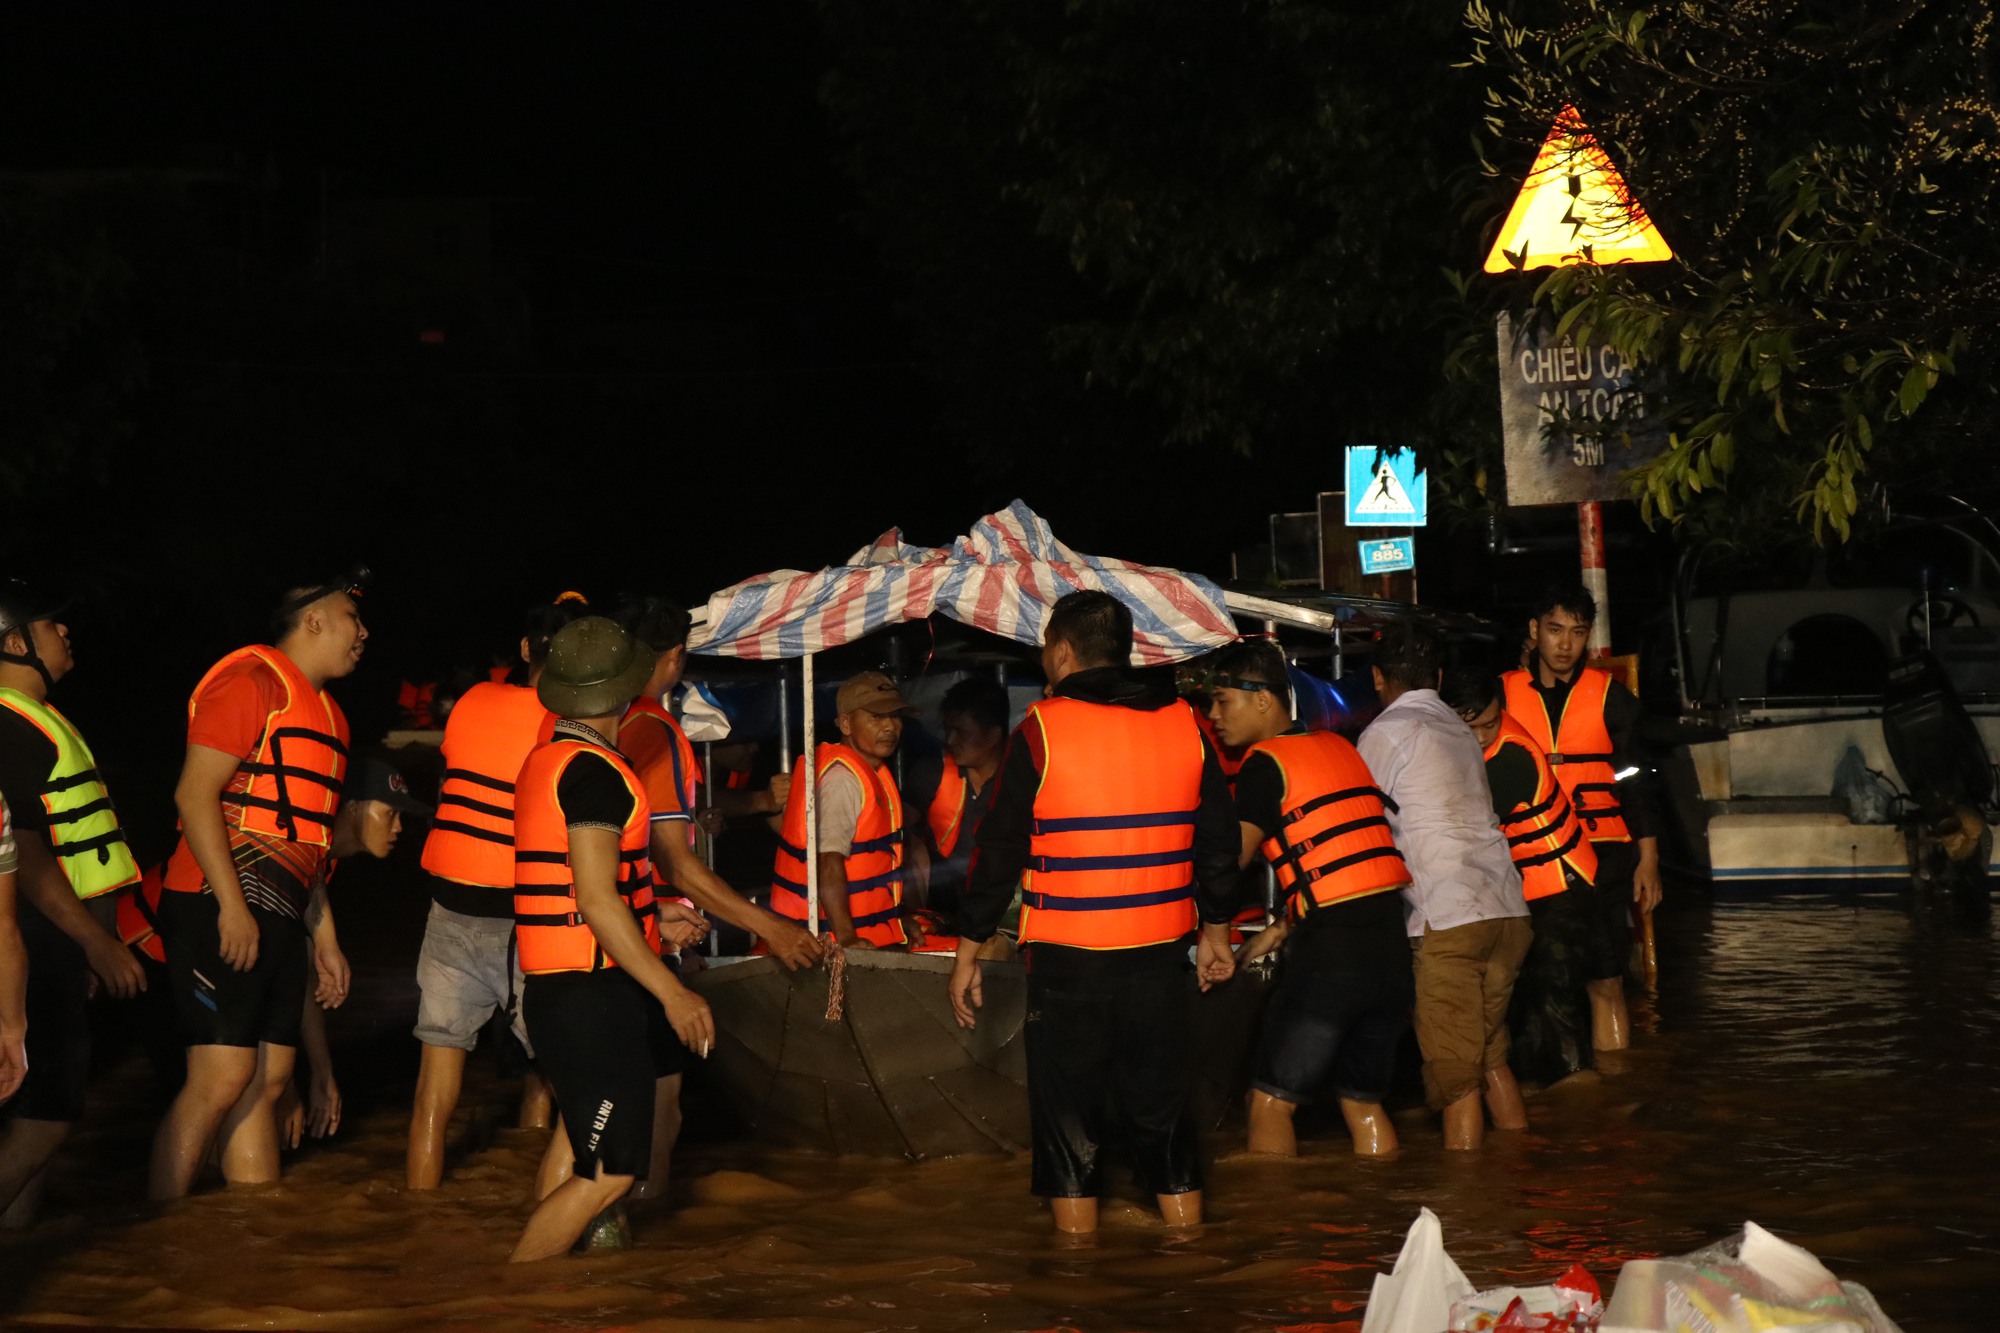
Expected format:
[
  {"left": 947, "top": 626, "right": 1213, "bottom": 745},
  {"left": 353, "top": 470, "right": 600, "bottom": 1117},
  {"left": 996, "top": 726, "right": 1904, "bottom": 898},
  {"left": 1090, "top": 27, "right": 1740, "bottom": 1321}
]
[
  {"left": 1483, "top": 106, "right": 1673, "bottom": 273},
  {"left": 1353, "top": 461, "right": 1416, "bottom": 516}
]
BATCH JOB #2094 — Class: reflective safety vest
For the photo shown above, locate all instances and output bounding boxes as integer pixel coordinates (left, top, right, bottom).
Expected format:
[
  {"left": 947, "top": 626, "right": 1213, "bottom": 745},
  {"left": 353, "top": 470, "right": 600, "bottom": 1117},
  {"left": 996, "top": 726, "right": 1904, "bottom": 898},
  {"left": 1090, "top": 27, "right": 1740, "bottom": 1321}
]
[
  {"left": 772, "top": 743, "right": 907, "bottom": 947},
  {"left": 422, "top": 682, "right": 555, "bottom": 889},
  {"left": 1018, "top": 697, "right": 1204, "bottom": 951},
  {"left": 927, "top": 756, "right": 970, "bottom": 859},
  {"left": 1501, "top": 667, "right": 1631, "bottom": 843},
  {"left": 1484, "top": 713, "right": 1598, "bottom": 902},
  {"left": 117, "top": 864, "right": 167, "bottom": 964},
  {"left": 1246, "top": 731, "right": 1408, "bottom": 920},
  {"left": 512, "top": 737, "right": 660, "bottom": 974},
  {"left": 0, "top": 687, "right": 140, "bottom": 900},
  {"left": 197, "top": 646, "right": 350, "bottom": 846}
]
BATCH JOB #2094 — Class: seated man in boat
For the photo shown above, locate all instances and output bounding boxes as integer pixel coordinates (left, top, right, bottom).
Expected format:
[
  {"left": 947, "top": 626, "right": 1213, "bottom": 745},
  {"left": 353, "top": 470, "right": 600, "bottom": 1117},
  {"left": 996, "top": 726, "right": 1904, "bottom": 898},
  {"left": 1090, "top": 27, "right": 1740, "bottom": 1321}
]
[
  {"left": 509, "top": 616, "right": 714, "bottom": 1263},
  {"left": 1358, "top": 621, "right": 1532, "bottom": 1152},
  {"left": 1204, "top": 640, "right": 1413, "bottom": 1158},
  {"left": 908, "top": 677, "right": 1011, "bottom": 939},
  {"left": 1444, "top": 670, "right": 1607, "bottom": 1085},
  {"left": 770, "top": 671, "right": 919, "bottom": 949},
  {"left": 947, "top": 590, "right": 1240, "bottom": 1235},
  {"left": 1500, "top": 583, "right": 1664, "bottom": 1052}
]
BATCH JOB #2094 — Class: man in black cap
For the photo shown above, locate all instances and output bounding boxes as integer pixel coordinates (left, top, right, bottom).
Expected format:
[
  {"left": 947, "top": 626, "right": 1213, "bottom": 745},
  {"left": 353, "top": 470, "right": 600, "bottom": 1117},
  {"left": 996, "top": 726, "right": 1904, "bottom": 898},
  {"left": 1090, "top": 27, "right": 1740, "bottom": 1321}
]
[{"left": 0, "top": 579, "right": 146, "bottom": 1225}]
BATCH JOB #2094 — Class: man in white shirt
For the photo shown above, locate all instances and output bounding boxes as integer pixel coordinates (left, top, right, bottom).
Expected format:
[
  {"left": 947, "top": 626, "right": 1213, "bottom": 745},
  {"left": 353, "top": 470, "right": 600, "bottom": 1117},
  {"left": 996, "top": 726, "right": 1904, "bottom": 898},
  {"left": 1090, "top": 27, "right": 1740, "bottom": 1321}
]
[{"left": 1356, "top": 622, "right": 1532, "bottom": 1151}]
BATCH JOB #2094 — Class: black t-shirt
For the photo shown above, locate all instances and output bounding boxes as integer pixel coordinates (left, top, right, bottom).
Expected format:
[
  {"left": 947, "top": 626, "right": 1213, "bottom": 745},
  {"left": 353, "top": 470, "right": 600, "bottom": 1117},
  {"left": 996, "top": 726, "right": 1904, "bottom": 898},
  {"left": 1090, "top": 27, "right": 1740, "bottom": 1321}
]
[
  {"left": 555, "top": 746, "right": 637, "bottom": 830},
  {"left": 1484, "top": 743, "right": 1540, "bottom": 820},
  {"left": 1231, "top": 743, "right": 1409, "bottom": 964},
  {"left": 0, "top": 707, "right": 56, "bottom": 836}
]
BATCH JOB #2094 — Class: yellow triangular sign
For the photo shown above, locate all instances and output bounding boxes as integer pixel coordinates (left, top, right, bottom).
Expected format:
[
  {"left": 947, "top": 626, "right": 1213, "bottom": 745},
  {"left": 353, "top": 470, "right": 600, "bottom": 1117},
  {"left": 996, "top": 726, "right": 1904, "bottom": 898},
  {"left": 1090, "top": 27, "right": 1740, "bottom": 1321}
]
[{"left": 1483, "top": 106, "right": 1672, "bottom": 273}]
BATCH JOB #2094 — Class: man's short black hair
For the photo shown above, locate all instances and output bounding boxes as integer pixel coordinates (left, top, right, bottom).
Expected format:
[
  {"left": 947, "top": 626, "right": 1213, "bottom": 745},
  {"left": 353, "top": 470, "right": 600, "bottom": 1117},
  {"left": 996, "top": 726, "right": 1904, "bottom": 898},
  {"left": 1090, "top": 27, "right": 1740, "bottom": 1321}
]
[
  {"left": 1375, "top": 620, "right": 1443, "bottom": 692},
  {"left": 1207, "top": 639, "right": 1293, "bottom": 715},
  {"left": 1531, "top": 581, "right": 1597, "bottom": 626},
  {"left": 618, "top": 594, "right": 693, "bottom": 655},
  {"left": 271, "top": 586, "right": 324, "bottom": 640},
  {"left": 1044, "top": 590, "right": 1132, "bottom": 670},
  {"left": 524, "top": 592, "right": 591, "bottom": 667},
  {"left": 1441, "top": 667, "right": 1500, "bottom": 719},
  {"left": 940, "top": 677, "right": 1010, "bottom": 733}
]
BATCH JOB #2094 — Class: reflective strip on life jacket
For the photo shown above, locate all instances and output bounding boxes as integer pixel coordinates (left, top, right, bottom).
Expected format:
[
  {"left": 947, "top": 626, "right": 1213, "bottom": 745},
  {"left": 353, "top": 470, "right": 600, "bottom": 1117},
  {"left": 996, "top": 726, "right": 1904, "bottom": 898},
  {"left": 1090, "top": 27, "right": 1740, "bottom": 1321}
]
[
  {"left": 1485, "top": 713, "right": 1599, "bottom": 901},
  {"left": 1247, "top": 731, "right": 1408, "bottom": 920},
  {"left": 192, "top": 646, "right": 350, "bottom": 847},
  {"left": 0, "top": 688, "right": 141, "bottom": 900},
  {"left": 1501, "top": 667, "right": 1631, "bottom": 843},
  {"left": 1018, "top": 696, "right": 1204, "bottom": 951},
  {"left": 771, "top": 744, "right": 907, "bottom": 946},
  {"left": 512, "top": 738, "right": 659, "bottom": 975},
  {"left": 928, "top": 756, "right": 969, "bottom": 859},
  {"left": 421, "top": 682, "right": 554, "bottom": 889}
]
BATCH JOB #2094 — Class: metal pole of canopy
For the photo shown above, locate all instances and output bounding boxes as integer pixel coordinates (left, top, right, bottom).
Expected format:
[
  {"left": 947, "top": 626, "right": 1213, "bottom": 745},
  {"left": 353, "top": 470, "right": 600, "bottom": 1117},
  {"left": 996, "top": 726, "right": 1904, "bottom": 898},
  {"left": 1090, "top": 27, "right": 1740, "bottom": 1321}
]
[
  {"left": 777, "top": 664, "right": 792, "bottom": 773},
  {"left": 802, "top": 652, "right": 819, "bottom": 935},
  {"left": 702, "top": 740, "right": 719, "bottom": 956}
]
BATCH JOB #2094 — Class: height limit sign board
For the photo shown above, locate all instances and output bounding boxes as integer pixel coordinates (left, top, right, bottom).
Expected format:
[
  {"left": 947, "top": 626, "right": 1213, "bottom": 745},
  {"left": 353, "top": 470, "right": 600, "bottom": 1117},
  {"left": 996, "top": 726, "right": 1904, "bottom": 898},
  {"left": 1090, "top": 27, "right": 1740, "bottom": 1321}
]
[
  {"left": 1496, "top": 312, "right": 1667, "bottom": 505},
  {"left": 1344, "top": 447, "right": 1426, "bottom": 527}
]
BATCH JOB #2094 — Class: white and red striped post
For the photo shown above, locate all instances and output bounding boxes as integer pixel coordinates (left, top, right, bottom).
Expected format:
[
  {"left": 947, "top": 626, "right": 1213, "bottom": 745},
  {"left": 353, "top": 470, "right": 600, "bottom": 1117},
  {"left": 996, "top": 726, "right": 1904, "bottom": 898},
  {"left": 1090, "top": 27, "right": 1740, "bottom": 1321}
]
[{"left": 1578, "top": 501, "right": 1612, "bottom": 659}]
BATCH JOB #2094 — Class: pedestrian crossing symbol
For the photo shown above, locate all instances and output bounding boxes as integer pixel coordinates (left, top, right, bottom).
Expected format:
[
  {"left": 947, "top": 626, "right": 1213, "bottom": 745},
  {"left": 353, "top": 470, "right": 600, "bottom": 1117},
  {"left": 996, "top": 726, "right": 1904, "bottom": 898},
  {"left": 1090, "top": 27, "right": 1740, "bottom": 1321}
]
[{"left": 1343, "top": 446, "right": 1427, "bottom": 527}]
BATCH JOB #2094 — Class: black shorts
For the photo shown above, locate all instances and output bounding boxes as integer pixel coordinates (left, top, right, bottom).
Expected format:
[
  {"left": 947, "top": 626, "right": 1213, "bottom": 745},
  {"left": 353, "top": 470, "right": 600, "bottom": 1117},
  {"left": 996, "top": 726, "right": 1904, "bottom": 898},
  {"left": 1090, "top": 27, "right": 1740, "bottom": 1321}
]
[
  {"left": 522, "top": 969, "right": 677, "bottom": 1180},
  {"left": 1584, "top": 841, "right": 1638, "bottom": 982},
  {"left": 1023, "top": 943, "right": 1200, "bottom": 1200},
  {"left": 1253, "top": 913, "right": 1414, "bottom": 1106},
  {"left": 4, "top": 898, "right": 91, "bottom": 1123},
  {"left": 160, "top": 891, "right": 309, "bottom": 1049}
]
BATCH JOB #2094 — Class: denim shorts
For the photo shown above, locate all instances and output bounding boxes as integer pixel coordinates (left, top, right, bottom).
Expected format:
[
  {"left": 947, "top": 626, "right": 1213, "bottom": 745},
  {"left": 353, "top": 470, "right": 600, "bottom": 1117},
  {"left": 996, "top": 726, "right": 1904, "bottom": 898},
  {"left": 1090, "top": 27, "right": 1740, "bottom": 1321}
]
[{"left": 413, "top": 902, "right": 529, "bottom": 1053}]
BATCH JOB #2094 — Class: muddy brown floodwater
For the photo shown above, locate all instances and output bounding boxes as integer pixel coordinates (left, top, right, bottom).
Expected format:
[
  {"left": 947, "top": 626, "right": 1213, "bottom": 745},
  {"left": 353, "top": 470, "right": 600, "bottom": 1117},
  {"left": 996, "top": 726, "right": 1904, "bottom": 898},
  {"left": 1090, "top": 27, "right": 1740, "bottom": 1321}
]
[{"left": 3, "top": 885, "right": 1997, "bottom": 1331}]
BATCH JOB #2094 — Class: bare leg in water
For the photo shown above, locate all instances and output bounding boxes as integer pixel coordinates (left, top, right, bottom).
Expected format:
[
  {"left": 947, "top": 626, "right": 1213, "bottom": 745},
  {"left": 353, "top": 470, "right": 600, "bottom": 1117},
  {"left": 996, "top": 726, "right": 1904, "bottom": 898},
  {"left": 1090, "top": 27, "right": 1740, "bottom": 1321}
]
[
  {"left": 0, "top": 1119, "right": 69, "bottom": 1226},
  {"left": 511, "top": 1166, "right": 633, "bottom": 1263},
  {"left": 1588, "top": 979, "right": 1630, "bottom": 1052},
  {"left": 406, "top": 1044, "right": 467, "bottom": 1189},
  {"left": 150, "top": 1044, "right": 258, "bottom": 1199},
  {"left": 1484, "top": 1066, "right": 1528, "bottom": 1131},
  {"left": 629, "top": 1074, "right": 682, "bottom": 1202}
]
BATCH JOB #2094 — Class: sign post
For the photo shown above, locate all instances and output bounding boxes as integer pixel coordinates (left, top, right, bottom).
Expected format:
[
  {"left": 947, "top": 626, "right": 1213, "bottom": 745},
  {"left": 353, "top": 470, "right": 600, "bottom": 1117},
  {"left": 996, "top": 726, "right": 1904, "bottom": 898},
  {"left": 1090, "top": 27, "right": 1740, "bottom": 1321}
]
[{"left": 1343, "top": 447, "right": 1426, "bottom": 603}]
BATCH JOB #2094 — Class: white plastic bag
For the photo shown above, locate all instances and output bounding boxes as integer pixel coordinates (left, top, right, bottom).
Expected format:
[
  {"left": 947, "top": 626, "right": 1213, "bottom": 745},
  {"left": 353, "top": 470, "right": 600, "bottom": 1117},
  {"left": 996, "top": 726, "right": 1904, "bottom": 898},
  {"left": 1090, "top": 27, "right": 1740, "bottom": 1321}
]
[
  {"left": 1362, "top": 1208, "right": 1477, "bottom": 1333},
  {"left": 1602, "top": 1222, "right": 1904, "bottom": 1333}
]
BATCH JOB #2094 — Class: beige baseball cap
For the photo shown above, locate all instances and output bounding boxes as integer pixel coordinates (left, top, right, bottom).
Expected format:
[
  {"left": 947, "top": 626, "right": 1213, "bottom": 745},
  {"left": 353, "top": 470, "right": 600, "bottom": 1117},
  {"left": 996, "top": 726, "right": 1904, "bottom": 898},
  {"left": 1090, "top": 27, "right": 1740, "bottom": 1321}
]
[{"left": 837, "top": 670, "right": 917, "bottom": 717}]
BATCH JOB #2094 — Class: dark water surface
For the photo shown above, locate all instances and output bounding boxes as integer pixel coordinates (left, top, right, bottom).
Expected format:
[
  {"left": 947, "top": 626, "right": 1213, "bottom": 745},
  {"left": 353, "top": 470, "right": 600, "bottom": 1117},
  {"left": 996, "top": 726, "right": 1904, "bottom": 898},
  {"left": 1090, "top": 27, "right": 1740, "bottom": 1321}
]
[{"left": 4, "top": 889, "right": 1996, "bottom": 1331}]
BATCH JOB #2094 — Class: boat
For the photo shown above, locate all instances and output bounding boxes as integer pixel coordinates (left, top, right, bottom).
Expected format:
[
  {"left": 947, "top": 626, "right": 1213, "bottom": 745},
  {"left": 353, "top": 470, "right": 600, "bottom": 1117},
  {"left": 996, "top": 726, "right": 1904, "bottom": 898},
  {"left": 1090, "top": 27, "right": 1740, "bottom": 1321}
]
[{"left": 1655, "top": 503, "right": 2000, "bottom": 888}]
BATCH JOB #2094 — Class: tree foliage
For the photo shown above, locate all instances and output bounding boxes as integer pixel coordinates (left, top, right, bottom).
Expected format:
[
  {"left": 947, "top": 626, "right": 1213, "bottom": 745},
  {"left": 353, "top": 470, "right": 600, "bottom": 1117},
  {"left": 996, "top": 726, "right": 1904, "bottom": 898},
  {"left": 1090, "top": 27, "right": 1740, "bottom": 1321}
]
[{"left": 1467, "top": 0, "right": 2000, "bottom": 542}]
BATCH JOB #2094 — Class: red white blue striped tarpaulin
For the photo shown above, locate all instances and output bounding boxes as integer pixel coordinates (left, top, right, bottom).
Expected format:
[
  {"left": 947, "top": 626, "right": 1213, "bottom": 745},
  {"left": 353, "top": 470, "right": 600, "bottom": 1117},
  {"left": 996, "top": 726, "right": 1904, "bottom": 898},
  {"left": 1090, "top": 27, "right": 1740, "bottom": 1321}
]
[{"left": 689, "top": 500, "right": 1239, "bottom": 665}]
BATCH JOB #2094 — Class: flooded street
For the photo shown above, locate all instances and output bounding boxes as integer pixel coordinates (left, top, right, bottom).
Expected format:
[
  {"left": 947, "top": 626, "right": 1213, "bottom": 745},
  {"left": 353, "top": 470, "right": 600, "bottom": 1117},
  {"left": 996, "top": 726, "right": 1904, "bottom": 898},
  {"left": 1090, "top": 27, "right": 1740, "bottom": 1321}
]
[{"left": 5, "top": 883, "right": 1997, "bottom": 1331}]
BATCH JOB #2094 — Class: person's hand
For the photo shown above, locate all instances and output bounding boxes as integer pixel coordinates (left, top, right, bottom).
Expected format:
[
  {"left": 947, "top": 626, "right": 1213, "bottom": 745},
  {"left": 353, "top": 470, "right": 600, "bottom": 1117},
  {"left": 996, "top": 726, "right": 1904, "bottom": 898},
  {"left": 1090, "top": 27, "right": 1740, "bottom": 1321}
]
[
  {"left": 1196, "top": 927, "right": 1236, "bottom": 992},
  {"left": 86, "top": 935, "right": 147, "bottom": 999},
  {"left": 218, "top": 902, "right": 260, "bottom": 972},
  {"left": 307, "top": 1071, "right": 342, "bottom": 1139},
  {"left": 902, "top": 914, "right": 927, "bottom": 951},
  {"left": 761, "top": 917, "right": 825, "bottom": 972},
  {"left": 0, "top": 1028, "right": 26, "bottom": 1105},
  {"left": 314, "top": 941, "right": 352, "bottom": 1009},
  {"left": 1236, "top": 919, "right": 1289, "bottom": 967},
  {"left": 764, "top": 771, "right": 792, "bottom": 813},
  {"left": 662, "top": 986, "right": 716, "bottom": 1056},
  {"left": 841, "top": 936, "right": 876, "bottom": 951},
  {"left": 1634, "top": 845, "right": 1664, "bottom": 914},
  {"left": 695, "top": 807, "right": 727, "bottom": 839},
  {"left": 948, "top": 953, "right": 983, "bottom": 1030},
  {"left": 278, "top": 1082, "right": 305, "bottom": 1150},
  {"left": 658, "top": 902, "right": 710, "bottom": 952}
]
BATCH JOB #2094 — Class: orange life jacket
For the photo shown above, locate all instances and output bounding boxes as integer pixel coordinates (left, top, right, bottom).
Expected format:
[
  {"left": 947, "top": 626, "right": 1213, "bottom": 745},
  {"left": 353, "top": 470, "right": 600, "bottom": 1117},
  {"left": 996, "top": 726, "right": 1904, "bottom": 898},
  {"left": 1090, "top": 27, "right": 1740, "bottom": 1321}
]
[
  {"left": 771, "top": 743, "right": 907, "bottom": 947},
  {"left": 1018, "top": 697, "right": 1204, "bottom": 951},
  {"left": 118, "top": 865, "right": 168, "bottom": 965},
  {"left": 623, "top": 695, "right": 700, "bottom": 846},
  {"left": 421, "top": 682, "right": 556, "bottom": 890},
  {"left": 1501, "top": 667, "right": 1630, "bottom": 842},
  {"left": 1484, "top": 713, "right": 1598, "bottom": 901},
  {"left": 1246, "top": 731, "right": 1409, "bottom": 921},
  {"left": 196, "top": 646, "right": 350, "bottom": 847},
  {"left": 397, "top": 680, "right": 438, "bottom": 729},
  {"left": 1194, "top": 709, "right": 1248, "bottom": 790},
  {"left": 512, "top": 736, "right": 659, "bottom": 975},
  {"left": 927, "top": 756, "right": 970, "bottom": 859}
]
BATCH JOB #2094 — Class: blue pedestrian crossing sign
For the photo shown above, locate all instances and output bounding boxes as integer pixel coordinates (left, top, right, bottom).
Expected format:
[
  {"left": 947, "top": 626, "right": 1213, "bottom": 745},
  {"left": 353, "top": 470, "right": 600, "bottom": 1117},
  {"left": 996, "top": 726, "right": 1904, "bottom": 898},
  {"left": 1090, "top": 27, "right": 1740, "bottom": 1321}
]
[
  {"left": 1344, "top": 447, "right": 1427, "bottom": 527},
  {"left": 1358, "top": 536, "right": 1415, "bottom": 576}
]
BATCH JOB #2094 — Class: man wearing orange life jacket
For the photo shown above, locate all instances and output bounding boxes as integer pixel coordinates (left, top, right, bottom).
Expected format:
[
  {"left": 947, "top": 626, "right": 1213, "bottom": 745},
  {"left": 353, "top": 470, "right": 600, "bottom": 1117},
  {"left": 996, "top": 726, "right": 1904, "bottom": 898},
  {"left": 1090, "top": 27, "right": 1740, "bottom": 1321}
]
[
  {"left": 1204, "top": 640, "right": 1413, "bottom": 1159},
  {"left": 1499, "top": 582, "right": 1663, "bottom": 1054},
  {"left": 771, "top": 670, "right": 919, "bottom": 950},
  {"left": 507, "top": 617, "right": 714, "bottom": 1264},
  {"left": 912, "top": 677, "right": 1011, "bottom": 936},
  {"left": 149, "top": 571, "right": 367, "bottom": 1201},
  {"left": 949, "top": 591, "right": 1239, "bottom": 1235},
  {"left": 405, "top": 594, "right": 588, "bottom": 1191},
  {"left": 1445, "top": 670, "right": 1617, "bottom": 1085}
]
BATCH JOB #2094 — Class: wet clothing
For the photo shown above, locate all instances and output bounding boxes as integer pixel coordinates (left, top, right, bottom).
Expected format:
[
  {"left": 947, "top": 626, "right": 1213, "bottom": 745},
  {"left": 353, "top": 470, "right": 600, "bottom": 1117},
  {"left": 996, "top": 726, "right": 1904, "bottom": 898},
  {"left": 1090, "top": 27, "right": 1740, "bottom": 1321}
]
[
  {"left": 3, "top": 898, "right": 90, "bottom": 1122},
  {"left": 1024, "top": 945, "right": 1199, "bottom": 1198},
  {"left": 523, "top": 968, "right": 681, "bottom": 1180},
  {"left": 412, "top": 902, "right": 529, "bottom": 1052},
  {"left": 965, "top": 666, "right": 1235, "bottom": 1200},
  {"left": 1509, "top": 871, "right": 1608, "bottom": 1085},
  {"left": 1586, "top": 840, "right": 1640, "bottom": 979},
  {"left": 1252, "top": 905, "right": 1414, "bottom": 1105},
  {"left": 1411, "top": 916, "right": 1533, "bottom": 1108},
  {"left": 160, "top": 891, "right": 309, "bottom": 1049}
]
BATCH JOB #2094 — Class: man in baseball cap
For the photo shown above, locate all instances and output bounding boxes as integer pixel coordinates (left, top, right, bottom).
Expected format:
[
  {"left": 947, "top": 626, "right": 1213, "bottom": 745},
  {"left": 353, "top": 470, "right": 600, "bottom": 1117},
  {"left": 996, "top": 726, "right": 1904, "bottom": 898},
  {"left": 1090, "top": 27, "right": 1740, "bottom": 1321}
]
[{"left": 769, "top": 670, "right": 920, "bottom": 950}]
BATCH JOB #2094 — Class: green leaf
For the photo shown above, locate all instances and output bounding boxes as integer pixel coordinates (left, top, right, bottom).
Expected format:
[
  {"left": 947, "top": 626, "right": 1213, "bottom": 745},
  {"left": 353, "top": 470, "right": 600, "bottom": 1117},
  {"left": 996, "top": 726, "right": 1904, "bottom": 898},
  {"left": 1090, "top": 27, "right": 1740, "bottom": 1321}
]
[{"left": 1899, "top": 363, "right": 1930, "bottom": 416}]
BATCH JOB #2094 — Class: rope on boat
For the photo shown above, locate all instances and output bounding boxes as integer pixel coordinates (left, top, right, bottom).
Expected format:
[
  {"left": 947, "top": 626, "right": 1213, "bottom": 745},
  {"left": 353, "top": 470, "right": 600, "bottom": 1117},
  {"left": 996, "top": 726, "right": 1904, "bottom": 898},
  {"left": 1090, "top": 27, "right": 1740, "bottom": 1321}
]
[{"left": 822, "top": 933, "right": 847, "bottom": 1022}]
